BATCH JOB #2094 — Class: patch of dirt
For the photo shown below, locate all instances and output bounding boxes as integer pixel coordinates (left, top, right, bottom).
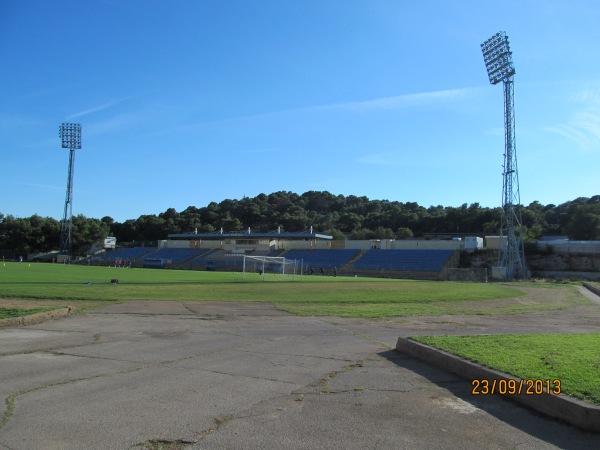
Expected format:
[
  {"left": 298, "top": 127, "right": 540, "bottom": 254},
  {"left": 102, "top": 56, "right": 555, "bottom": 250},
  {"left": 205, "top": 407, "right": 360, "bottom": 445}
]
[
  {"left": 0, "top": 307, "right": 73, "bottom": 328},
  {"left": 0, "top": 299, "right": 64, "bottom": 309},
  {"left": 433, "top": 286, "right": 585, "bottom": 312},
  {"left": 0, "top": 299, "right": 108, "bottom": 311},
  {"left": 0, "top": 299, "right": 111, "bottom": 328},
  {"left": 328, "top": 284, "right": 600, "bottom": 336}
]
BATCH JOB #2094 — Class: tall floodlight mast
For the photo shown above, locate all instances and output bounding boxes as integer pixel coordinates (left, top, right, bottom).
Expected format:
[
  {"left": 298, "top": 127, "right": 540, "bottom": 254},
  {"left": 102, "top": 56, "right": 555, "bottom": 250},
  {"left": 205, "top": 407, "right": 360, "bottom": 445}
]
[
  {"left": 59, "top": 123, "right": 82, "bottom": 258},
  {"left": 481, "top": 32, "right": 526, "bottom": 280}
]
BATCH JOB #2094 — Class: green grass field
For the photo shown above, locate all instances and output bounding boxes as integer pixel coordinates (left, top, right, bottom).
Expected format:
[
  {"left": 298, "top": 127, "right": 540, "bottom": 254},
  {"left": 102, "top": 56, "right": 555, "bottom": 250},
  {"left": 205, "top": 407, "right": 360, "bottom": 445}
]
[
  {"left": 2, "top": 261, "right": 598, "bottom": 405},
  {"left": 412, "top": 334, "right": 600, "bottom": 405},
  {"left": 0, "top": 261, "right": 574, "bottom": 317}
]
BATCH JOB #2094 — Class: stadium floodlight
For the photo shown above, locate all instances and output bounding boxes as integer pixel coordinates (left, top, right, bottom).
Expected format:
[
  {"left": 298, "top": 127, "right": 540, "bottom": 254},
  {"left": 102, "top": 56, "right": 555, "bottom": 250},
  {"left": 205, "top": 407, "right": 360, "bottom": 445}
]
[
  {"left": 481, "top": 32, "right": 526, "bottom": 280},
  {"left": 59, "top": 123, "right": 82, "bottom": 258},
  {"left": 481, "top": 31, "right": 515, "bottom": 85},
  {"left": 60, "top": 122, "right": 82, "bottom": 149}
]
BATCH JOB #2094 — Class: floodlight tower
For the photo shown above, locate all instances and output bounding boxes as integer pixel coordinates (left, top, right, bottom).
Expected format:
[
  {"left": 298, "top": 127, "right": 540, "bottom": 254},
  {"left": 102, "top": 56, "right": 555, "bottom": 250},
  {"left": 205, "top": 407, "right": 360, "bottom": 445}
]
[
  {"left": 481, "top": 32, "right": 526, "bottom": 280},
  {"left": 59, "top": 123, "right": 82, "bottom": 257}
]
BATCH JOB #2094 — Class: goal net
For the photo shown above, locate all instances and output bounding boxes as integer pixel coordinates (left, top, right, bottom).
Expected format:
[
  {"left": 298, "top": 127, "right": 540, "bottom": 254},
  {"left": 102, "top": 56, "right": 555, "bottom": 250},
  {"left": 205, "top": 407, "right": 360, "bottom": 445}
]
[{"left": 242, "top": 255, "right": 298, "bottom": 280}]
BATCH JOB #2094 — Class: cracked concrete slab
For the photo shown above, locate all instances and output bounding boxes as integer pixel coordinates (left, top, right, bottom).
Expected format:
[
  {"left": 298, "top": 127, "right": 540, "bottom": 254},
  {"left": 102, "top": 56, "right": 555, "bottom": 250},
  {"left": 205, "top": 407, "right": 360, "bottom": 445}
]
[
  {"left": 1, "top": 299, "right": 599, "bottom": 449},
  {"left": 194, "top": 354, "right": 597, "bottom": 450},
  {"left": 0, "top": 352, "right": 139, "bottom": 394},
  {"left": 170, "top": 348, "right": 345, "bottom": 386},
  {"left": 0, "top": 328, "right": 97, "bottom": 355},
  {"left": 3, "top": 365, "right": 294, "bottom": 449}
]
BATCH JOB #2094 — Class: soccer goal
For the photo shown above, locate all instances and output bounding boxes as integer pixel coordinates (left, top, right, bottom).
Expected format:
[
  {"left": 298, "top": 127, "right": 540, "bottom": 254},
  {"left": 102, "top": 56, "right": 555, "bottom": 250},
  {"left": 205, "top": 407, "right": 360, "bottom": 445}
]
[{"left": 242, "top": 255, "right": 298, "bottom": 280}]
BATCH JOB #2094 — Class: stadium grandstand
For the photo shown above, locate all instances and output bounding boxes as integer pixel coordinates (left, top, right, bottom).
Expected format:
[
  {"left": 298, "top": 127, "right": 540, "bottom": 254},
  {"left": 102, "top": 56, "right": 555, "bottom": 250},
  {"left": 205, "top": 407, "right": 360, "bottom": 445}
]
[
  {"left": 95, "top": 246, "right": 157, "bottom": 265},
  {"left": 282, "top": 249, "right": 360, "bottom": 273},
  {"left": 93, "top": 229, "right": 461, "bottom": 280}
]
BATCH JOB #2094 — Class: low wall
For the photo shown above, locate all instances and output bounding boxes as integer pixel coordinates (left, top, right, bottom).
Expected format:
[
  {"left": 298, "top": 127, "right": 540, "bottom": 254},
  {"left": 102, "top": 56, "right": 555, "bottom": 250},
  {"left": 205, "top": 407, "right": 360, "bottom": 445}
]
[
  {"left": 583, "top": 282, "right": 600, "bottom": 296},
  {"left": 445, "top": 268, "right": 488, "bottom": 282},
  {"left": 536, "top": 241, "right": 600, "bottom": 254},
  {"left": 528, "top": 253, "right": 600, "bottom": 273},
  {"left": 533, "top": 271, "right": 600, "bottom": 281}
]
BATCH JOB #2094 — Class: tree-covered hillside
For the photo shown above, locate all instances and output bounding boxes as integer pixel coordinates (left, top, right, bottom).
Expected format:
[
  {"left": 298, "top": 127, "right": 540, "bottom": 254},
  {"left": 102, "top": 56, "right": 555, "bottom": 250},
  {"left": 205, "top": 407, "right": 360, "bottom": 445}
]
[{"left": 1, "top": 191, "right": 599, "bottom": 256}]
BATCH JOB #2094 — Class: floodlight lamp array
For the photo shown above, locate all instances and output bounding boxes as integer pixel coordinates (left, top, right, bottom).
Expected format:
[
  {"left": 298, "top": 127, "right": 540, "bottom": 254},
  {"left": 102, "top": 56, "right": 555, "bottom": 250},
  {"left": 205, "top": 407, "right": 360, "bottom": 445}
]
[
  {"left": 481, "top": 31, "right": 515, "bottom": 85},
  {"left": 59, "top": 123, "right": 82, "bottom": 149}
]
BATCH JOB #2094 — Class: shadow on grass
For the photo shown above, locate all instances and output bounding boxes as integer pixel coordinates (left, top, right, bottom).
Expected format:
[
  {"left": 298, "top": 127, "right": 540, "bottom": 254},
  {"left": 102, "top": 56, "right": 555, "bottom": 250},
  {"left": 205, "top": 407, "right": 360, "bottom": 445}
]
[{"left": 378, "top": 349, "right": 599, "bottom": 447}]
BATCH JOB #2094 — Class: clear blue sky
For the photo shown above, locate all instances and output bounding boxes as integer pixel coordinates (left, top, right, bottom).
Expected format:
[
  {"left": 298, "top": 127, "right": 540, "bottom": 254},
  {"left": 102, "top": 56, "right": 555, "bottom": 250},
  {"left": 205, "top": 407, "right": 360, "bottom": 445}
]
[{"left": 2, "top": 0, "right": 599, "bottom": 222}]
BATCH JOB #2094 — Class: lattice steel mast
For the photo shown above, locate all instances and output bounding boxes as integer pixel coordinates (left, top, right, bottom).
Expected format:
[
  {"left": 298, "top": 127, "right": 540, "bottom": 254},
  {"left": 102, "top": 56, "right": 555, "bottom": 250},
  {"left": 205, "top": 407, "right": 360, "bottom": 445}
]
[
  {"left": 481, "top": 32, "right": 526, "bottom": 280},
  {"left": 59, "top": 123, "right": 82, "bottom": 257}
]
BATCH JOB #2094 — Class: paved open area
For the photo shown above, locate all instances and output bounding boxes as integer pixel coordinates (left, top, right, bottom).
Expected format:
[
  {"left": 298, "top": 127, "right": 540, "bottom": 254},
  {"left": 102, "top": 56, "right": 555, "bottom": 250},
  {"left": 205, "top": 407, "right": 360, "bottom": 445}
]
[{"left": 1, "top": 294, "right": 600, "bottom": 450}]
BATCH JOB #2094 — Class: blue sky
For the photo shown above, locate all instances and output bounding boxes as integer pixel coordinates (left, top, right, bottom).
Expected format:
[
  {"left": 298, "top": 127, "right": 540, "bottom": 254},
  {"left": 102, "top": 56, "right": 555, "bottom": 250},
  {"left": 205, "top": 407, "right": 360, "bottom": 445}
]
[{"left": 2, "top": 0, "right": 599, "bottom": 222}]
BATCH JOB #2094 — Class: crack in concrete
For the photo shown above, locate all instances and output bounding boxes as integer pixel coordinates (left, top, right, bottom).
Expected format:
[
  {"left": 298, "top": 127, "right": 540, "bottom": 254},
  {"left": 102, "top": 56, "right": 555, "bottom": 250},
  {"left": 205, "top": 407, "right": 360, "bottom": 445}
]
[
  {"left": 321, "top": 319, "right": 394, "bottom": 350},
  {"left": 306, "top": 359, "right": 369, "bottom": 395},
  {"left": 234, "top": 347, "right": 354, "bottom": 362},
  {"left": 0, "top": 329, "right": 107, "bottom": 357},
  {"left": 0, "top": 395, "right": 15, "bottom": 430},
  {"left": 2, "top": 309, "right": 404, "bottom": 442},
  {"left": 0, "top": 342, "right": 262, "bottom": 431},
  {"left": 158, "top": 359, "right": 374, "bottom": 446},
  {"left": 189, "top": 392, "right": 308, "bottom": 446},
  {"left": 181, "top": 303, "right": 200, "bottom": 315},
  {"left": 2, "top": 328, "right": 323, "bottom": 432},
  {"left": 136, "top": 437, "right": 198, "bottom": 450},
  {"left": 152, "top": 414, "right": 237, "bottom": 450},
  {"left": 0, "top": 362, "right": 154, "bottom": 431},
  {"left": 168, "top": 365, "right": 300, "bottom": 386},
  {"left": 48, "top": 343, "right": 242, "bottom": 365}
]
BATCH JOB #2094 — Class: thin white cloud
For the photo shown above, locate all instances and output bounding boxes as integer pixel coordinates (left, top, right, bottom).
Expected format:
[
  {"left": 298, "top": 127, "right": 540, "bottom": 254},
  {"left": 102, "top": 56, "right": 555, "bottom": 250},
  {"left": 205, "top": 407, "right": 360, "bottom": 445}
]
[
  {"left": 176, "top": 86, "right": 482, "bottom": 132},
  {"left": 65, "top": 91, "right": 157, "bottom": 121},
  {"left": 544, "top": 124, "right": 592, "bottom": 153},
  {"left": 571, "top": 84, "right": 600, "bottom": 104},
  {"left": 574, "top": 111, "right": 600, "bottom": 141},
  {"left": 314, "top": 87, "right": 482, "bottom": 113},
  {"left": 545, "top": 91, "right": 600, "bottom": 154},
  {"left": 66, "top": 100, "right": 119, "bottom": 120},
  {"left": 84, "top": 112, "right": 146, "bottom": 137}
]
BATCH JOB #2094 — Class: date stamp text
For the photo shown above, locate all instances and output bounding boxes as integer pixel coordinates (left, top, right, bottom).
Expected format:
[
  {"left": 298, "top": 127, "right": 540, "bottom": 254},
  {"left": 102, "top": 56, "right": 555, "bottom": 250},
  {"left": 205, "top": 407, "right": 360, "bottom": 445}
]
[{"left": 471, "top": 379, "right": 561, "bottom": 396}]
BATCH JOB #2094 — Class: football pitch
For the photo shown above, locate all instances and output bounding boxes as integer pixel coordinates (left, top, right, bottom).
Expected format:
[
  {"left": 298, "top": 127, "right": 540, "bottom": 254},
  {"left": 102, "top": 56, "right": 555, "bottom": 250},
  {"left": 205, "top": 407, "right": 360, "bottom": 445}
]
[
  {"left": 2, "top": 261, "right": 599, "bottom": 406},
  {"left": 0, "top": 261, "right": 584, "bottom": 318}
]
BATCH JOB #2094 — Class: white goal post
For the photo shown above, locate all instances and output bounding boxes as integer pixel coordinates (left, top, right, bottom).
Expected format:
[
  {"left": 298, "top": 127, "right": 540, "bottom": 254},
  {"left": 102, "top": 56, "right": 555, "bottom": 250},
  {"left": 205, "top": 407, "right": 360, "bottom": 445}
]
[{"left": 242, "top": 255, "right": 298, "bottom": 280}]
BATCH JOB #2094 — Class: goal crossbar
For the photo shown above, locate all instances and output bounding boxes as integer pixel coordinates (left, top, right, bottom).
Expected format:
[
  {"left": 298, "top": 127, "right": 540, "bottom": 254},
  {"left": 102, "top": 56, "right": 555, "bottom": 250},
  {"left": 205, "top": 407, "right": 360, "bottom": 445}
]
[{"left": 242, "top": 255, "right": 297, "bottom": 280}]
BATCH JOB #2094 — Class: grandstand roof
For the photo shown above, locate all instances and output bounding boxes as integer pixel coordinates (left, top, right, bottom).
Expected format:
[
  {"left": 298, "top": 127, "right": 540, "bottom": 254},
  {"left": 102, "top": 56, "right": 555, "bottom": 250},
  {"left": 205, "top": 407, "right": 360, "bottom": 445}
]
[{"left": 168, "top": 232, "right": 333, "bottom": 240}]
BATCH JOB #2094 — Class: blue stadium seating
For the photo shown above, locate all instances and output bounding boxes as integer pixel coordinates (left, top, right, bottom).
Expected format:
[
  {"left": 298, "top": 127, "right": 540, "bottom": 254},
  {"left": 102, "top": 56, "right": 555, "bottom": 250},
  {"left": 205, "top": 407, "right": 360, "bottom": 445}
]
[
  {"left": 142, "top": 248, "right": 206, "bottom": 264},
  {"left": 191, "top": 249, "right": 279, "bottom": 267},
  {"left": 352, "top": 249, "right": 454, "bottom": 272},
  {"left": 282, "top": 249, "right": 360, "bottom": 270},
  {"left": 97, "top": 247, "right": 156, "bottom": 262},
  {"left": 98, "top": 246, "right": 453, "bottom": 275}
]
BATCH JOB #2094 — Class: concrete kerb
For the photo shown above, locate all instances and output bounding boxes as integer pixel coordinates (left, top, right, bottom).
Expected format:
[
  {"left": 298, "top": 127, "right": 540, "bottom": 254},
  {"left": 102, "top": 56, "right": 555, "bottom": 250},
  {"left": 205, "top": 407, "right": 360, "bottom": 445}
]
[
  {"left": 0, "top": 307, "right": 73, "bottom": 328},
  {"left": 396, "top": 337, "right": 600, "bottom": 433},
  {"left": 583, "top": 282, "right": 600, "bottom": 297}
]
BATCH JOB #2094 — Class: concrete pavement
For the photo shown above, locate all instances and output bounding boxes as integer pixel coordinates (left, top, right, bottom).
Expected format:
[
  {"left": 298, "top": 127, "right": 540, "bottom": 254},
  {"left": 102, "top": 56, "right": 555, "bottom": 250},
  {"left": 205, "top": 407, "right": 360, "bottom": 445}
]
[{"left": 1, "top": 300, "right": 599, "bottom": 449}]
